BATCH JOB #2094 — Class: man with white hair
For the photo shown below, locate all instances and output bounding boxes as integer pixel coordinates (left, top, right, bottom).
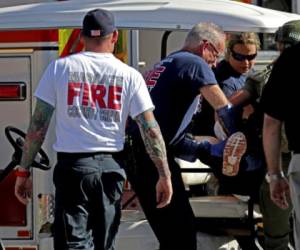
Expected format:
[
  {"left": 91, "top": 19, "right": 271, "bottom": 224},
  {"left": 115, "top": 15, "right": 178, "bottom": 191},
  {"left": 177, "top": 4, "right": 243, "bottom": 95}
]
[{"left": 126, "top": 22, "right": 246, "bottom": 250}]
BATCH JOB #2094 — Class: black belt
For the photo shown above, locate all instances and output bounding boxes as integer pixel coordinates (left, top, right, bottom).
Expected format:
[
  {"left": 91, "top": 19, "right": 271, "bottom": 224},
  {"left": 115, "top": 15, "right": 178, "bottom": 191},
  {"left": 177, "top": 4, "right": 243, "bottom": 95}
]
[{"left": 57, "top": 151, "right": 117, "bottom": 160}]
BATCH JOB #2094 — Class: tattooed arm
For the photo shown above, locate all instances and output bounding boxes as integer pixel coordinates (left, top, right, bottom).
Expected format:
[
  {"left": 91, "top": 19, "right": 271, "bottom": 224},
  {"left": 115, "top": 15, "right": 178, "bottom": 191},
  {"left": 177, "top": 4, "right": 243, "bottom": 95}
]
[
  {"left": 15, "top": 98, "right": 54, "bottom": 204},
  {"left": 135, "top": 110, "right": 170, "bottom": 177},
  {"left": 20, "top": 98, "right": 54, "bottom": 169},
  {"left": 135, "top": 110, "right": 172, "bottom": 208}
]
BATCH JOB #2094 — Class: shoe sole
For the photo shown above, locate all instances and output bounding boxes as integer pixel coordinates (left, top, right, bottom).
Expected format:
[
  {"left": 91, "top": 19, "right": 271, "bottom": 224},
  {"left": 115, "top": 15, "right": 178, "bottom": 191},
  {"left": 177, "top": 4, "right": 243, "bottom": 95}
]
[{"left": 222, "top": 132, "right": 247, "bottom": 176}]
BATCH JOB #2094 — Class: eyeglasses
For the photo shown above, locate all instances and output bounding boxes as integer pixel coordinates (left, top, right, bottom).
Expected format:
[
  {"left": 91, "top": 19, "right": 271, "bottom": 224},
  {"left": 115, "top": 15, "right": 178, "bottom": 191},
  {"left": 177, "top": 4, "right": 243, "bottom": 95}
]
[
  {"left": 230, "top": 50, "right": 257, "bottom": 61},
  {"left": 207, "top": 41, "right": 221, "bottom": 59}
]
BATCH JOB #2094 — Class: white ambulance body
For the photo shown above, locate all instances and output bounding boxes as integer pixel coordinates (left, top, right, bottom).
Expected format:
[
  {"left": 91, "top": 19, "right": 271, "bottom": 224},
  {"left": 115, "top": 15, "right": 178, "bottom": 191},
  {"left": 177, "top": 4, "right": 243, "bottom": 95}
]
[{"left": 0, "top": 1, "right": 299, "bottom": 249}]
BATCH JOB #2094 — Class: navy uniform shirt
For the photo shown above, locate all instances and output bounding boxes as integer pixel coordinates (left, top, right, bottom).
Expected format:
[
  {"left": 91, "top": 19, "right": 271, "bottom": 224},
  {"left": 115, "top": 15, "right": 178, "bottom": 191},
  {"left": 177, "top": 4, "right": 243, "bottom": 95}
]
[{"left": 145, "top": 50, "right": 217, "bottom": 145}]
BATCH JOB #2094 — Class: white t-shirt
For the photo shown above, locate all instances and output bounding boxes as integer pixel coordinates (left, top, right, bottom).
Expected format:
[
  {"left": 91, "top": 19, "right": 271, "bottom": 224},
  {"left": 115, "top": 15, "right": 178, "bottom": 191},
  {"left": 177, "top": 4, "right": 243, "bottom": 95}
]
[{"left": 35, "top": 52, "right": 154, "bottom": 152}]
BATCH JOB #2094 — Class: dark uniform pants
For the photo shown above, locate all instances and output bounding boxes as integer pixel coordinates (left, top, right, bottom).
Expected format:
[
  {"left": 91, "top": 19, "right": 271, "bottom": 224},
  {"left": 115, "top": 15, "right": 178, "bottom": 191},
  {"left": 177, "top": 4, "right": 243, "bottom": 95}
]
[
  {"left": 53, "top": 152, "right": 125, "bottom": 250},
  {"left": 125, "top": 141, "right": 197, "bottom": 250}
]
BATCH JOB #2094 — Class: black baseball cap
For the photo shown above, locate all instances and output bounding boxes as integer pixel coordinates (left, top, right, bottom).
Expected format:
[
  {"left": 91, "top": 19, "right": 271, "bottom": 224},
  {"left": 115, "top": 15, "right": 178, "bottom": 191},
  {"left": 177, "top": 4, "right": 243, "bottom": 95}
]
[{"left": 82, "top": 8, "right": 116, "bottom": 37}]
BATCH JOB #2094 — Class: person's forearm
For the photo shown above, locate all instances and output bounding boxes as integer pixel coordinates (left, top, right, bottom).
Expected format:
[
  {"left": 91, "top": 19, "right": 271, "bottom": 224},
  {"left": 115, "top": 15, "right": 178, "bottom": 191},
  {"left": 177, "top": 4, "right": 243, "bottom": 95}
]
[
  {"left": 20, "top": 99, "right": 54, "bottom": 169},
  {"left": 229, "top": 89, "right": 251, "bottom": 106},
  {"left": 200, "top": 84, "right": 229, "bottom": 110},
  {"left": 135, "top": 111, "right": 171, "bottom": 178},
  {"left": 263, "top": 114, "right": 282, "bottom": 174}
]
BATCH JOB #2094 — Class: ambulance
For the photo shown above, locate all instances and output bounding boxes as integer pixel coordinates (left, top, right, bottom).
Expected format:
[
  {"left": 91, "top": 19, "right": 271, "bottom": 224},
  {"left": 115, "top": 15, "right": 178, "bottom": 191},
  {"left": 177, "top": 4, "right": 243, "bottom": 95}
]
[{"left": 0, "top": 0, "right": 299, "bottom": 249}]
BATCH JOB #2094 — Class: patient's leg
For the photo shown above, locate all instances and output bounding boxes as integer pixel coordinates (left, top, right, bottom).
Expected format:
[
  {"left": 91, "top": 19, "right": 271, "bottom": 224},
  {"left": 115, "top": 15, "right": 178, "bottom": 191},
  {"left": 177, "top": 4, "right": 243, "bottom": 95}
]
[{"left": 173, "top": 132, "right": 247, "bottom": 176}]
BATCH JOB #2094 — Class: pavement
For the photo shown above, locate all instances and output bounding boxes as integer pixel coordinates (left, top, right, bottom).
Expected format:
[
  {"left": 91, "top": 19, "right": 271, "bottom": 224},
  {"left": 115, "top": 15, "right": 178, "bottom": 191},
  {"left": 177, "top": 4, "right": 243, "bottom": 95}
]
[{"left": 116, "top": 210, "right": 241, "bottom": 250}]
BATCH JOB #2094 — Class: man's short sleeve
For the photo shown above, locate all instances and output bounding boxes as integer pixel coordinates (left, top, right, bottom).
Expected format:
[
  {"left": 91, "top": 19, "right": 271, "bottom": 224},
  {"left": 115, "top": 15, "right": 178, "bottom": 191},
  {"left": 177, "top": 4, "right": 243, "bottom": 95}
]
[
  {"left": 129, "top": 72, "right": 154, "bottom": 118},
  {"left": 261, "top": 52, "right": 289, "bottom": 121},
  {"left": 188, "top": 59, "right": 217, "bottom": 92},
  {"left": 34, "top": 61, "right": 56, "bottom": 107}
]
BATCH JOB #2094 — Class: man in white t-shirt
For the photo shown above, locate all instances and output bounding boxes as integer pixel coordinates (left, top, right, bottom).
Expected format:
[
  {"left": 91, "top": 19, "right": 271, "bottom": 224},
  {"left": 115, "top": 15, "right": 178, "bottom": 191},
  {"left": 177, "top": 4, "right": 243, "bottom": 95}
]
[{"left": 14, "top": 8, "right": 172, "bottom": 250}]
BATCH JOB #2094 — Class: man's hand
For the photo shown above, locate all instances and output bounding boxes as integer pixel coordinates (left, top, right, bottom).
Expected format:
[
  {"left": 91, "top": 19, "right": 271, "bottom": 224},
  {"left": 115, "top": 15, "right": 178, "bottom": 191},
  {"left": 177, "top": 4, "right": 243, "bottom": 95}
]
[
  {"left": 156, "top": 176, "right": 173, "bottom": 208},
  {"left": 269, "top": 178, "right": 290, "bottom": 209},
  {"left": 15, "top": 171, "right": 32, "bottom": 205}
]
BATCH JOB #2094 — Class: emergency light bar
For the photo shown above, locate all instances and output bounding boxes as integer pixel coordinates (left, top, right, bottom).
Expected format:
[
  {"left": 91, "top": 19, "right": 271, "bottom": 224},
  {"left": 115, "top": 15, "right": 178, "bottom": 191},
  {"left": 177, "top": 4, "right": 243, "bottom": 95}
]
[{"left": 0, "top": 83, "right": 26, "bottom": 101}]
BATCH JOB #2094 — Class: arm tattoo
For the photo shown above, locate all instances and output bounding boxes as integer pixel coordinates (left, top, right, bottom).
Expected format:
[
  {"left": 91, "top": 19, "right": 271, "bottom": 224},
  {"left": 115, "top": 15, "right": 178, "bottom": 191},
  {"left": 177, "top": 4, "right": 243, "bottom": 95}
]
[
  {"left": 135, "top": 112, "right": 171, "bottom": 178},
  {"left": 21, "top": 98, "right": 54, "bottom": 169}
]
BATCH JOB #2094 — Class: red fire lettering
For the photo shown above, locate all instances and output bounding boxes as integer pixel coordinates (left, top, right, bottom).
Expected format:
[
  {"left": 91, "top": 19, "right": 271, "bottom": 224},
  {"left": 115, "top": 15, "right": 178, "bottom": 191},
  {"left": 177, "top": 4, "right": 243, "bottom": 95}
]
[
  {"left": 68, "top": 82, "right": 81, "bottom": 105},
  {"left": 145, "top": 66, "right": 165, "bottom": 88},
  {"left": 108, "top": 86, "right": 122, "bottom": 110},
  {"left": 91, "top": 84, "right": 106, "bottom": 108},
  {"left": 82, "top": 83, "right": 90, "bottom": 106}
]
